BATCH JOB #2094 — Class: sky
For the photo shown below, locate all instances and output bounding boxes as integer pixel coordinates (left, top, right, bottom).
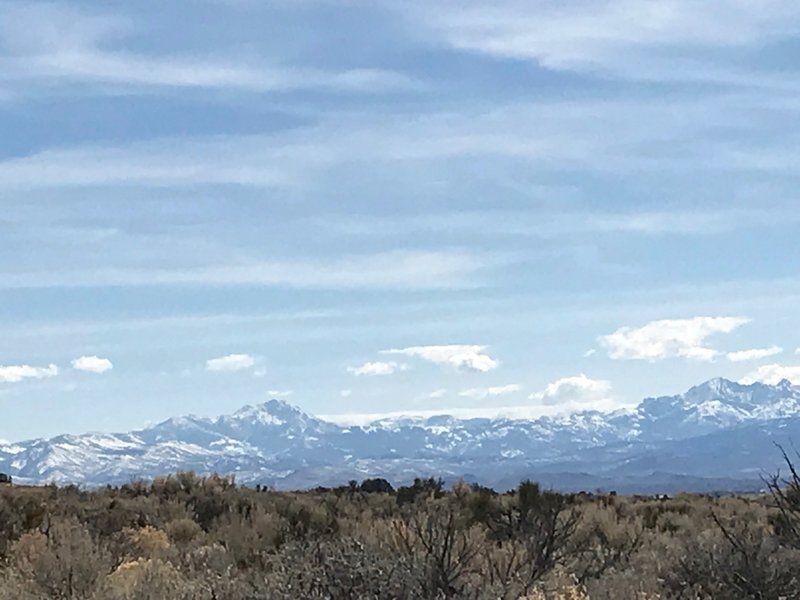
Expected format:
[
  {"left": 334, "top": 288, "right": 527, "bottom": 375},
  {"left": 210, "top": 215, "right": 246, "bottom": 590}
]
[{"left": 3, "top": 0, "right": 800, "bottom": 440}]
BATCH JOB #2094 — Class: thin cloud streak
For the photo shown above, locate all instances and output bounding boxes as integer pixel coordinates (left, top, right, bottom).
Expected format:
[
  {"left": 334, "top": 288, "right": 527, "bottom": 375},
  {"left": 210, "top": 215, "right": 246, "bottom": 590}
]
[
  {"left": 407, "top": 0, "right": 800, "bottom": 88},
  {"left": 727, "top": 346, "right": 783, "bottom": 362},
  {"left": 0, "top": 4, "right": 417, "bottom": 95},
  {"left": 382, "top": 344, "right": 499, "bottom": 372},
  {"left": 4, "top": 93, "right": 800, "bottom": 190},
  {"left": 0, "top": 251, "right": 483, "bottom": 291},
  {"left": 348, "top": 361, "right": 407, "bottom": 376},
  {"left": 460, "top": 384, "right": 522, "bottom": 399}
]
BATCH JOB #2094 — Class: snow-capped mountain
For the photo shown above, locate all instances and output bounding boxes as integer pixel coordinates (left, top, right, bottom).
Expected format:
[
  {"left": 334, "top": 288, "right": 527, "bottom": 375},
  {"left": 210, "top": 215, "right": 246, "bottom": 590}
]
[
  {"left": 2, "top": 378, "right": 800, "bottom": 493},
  {"left": 626, "top": 377, "right": 800, "bottom": 440}
]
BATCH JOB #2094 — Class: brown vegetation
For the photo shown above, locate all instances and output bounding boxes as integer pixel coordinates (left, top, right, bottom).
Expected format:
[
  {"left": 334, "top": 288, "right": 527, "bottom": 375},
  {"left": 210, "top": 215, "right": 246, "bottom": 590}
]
[{"left": 1, "top": 461, "right": 800, "bottom": 599}]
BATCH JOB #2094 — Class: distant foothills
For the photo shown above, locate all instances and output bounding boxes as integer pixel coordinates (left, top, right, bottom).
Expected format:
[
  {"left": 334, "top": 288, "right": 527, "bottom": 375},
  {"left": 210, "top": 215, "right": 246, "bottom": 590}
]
[{"left": 3, "top": 378, "right": 800, "bottom": 494}]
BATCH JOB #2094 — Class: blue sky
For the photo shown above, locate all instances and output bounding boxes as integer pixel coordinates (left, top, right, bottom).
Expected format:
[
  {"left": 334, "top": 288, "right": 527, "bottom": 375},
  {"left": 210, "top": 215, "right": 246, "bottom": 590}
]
[{"left": 3, "top": 0, "right": 800, "bottom": 440}]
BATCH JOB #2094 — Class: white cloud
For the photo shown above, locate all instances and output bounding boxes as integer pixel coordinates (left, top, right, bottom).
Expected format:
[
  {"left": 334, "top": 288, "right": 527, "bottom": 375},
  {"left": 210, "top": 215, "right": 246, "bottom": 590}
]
[
  {"left": 600, "top": 316, "right": 748, "bottom": 361},
  {"left": 460, "top": 384, "right": 522, "bottom": 400},
  {"left": 71, "top": 355, "right": 113, "bottom": 374},
  {"left": 0, "top": 363, "right": 59, "bottom": 383},
  {"left": 382, "top": 344, "right": 499, "bottom": 372},
  {"left": 340, "top": 389, "right": 353, "bottom": 398},
  {"left": 268, "top": 389, "right": 293, "bottom": 398},
  {"left": 740, "top": 364, "right": 800, "bottom": 385},
  {"left": 726, "top": 346, "right": 783, "bottom": 362},
  {"left": 530, "top": 374, "right": 614, "bottom": 407},
  {"left": 206, "top": 354, "right": 256, "bottom": 372},
  {"left": 583, "top": 348, "right": 597, "bottom": 357},
  {"left": 428, "top": 389, "right": 447, "bottom": 399},
  {"left": 347, "top": 361, "right": 407, "bottom": 376}
]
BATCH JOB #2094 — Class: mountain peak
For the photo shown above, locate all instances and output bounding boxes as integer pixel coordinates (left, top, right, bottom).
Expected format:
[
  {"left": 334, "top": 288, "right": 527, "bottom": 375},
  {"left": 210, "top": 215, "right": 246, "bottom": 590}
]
[
  {"left": 688, "top": 377, "right": 740, "bottom": 395},
  {"left": 685, "top": 377, "right": 796, "bottom": 401},
  {"left": 227, "top": 398, "right": 315, "bottom": 428},
  {"left": 233, "top": 401, "right": 282, "bottom": 421}
]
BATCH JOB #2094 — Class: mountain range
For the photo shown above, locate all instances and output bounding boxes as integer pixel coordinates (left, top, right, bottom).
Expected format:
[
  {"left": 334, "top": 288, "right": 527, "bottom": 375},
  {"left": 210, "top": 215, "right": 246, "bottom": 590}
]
[{"left": 3, "top": 377, "right": 800, "bottom": 493}]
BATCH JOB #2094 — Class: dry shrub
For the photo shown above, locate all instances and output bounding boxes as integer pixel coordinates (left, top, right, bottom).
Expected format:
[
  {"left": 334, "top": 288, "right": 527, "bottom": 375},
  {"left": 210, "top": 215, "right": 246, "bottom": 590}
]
[
  {"left": 391, "top": 498, "right": 486, "bottom": 597},
  {"left": 11, "top": 516, "right": 111, "bottom": 599},
  {"left": 164, "top": 517, "right": 203, "bottom": 546},
  {"left": 121, "top": 526, "right": 171, "bottom": 560},
  {"left": 3, "top": 462, "right": 800, "bottom": 600},
  {"left": 98, "top": 558, "right": 186, "bottom": 600}
]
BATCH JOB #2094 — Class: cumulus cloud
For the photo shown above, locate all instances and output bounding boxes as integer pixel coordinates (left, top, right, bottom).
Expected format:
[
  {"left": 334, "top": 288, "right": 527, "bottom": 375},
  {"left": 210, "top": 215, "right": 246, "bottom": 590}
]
[
  {"left": 460, "top": 384, "right": 522, "bottom": 400},
  {"left": 382, "top": 345, "right": 498, "bottom": 372},
  {"left": 71, "top": 355, "right": 113, "bottom": 373},
  {"left": 740, "top": 364, "right": 800, "bottom": 385},
  {"left": 206, "top": 354, "right": 256, "bottom": 372},
  {"left": 347, "top": 361, "right": 406, "bottom": 376},
  {"left": 726, "top": 346, "right": 783, "bottom": 362},
  {"left": 0, "top": 363, "right": 59, "bottom": 383},
  {"left": 600, "top": 316, "right": 748, "bottom": 361},
  {"left": 530, "top": 374, "right": 614, "bottom": 407}
]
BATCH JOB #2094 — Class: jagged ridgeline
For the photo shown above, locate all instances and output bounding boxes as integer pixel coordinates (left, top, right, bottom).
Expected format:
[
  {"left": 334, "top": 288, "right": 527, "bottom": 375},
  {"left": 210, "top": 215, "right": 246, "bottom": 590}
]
[{"left": 3, "top": 378, "right": 800, "bottom": 492}]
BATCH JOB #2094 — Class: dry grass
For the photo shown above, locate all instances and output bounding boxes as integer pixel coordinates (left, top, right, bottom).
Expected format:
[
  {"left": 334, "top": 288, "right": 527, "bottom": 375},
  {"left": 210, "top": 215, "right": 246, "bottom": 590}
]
[{"left": 0, "top": 474, "right": 797, "bottom": 599}]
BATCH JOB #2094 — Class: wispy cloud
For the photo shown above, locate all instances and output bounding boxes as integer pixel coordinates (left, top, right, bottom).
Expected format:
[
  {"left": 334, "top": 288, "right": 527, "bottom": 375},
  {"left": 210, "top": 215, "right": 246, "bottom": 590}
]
[
  {"left": 0, "top": 363, "right": 59, "bottom": 383},
  {"left": 460, "top": 384, "right": 521, "bottom": 399},
  {"left": 0, "top": 4, "right": 415, "bottom": 95},
  {"left": 322, "top": 378, "right": 625, "bottom": 425},
  {"left": 382, "top": 344, "right": 499, "bottom": 372},
  {"left": 408, "top": 0, "right": 800, "bottom": 88},
  {"left": 726, "top": 346, "right": 783, "bottom": 362},
  {"left": 2, "top": 91, "right": 798, "bottom": 194},
  {"left": 601, "top": 316, "right": 749, "bottom": 361},
  {"left": 319, "top": 207, "right": 800, "bottom": 241},
  {"left": 0, "top": 250, "right": 483, "bottom": 291},
  {"left": 347, "top": 361, "right": 407, "bottom": 376}
]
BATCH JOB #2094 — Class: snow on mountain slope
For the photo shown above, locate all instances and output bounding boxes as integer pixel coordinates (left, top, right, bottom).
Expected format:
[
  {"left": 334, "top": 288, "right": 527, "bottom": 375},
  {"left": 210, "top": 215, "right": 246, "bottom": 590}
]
[
  {"left": 627, "top": 378, "right": 800, "bottom": 440},
  {"left": 2, "top": 379, "right": 799, "bottom": 490}
]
